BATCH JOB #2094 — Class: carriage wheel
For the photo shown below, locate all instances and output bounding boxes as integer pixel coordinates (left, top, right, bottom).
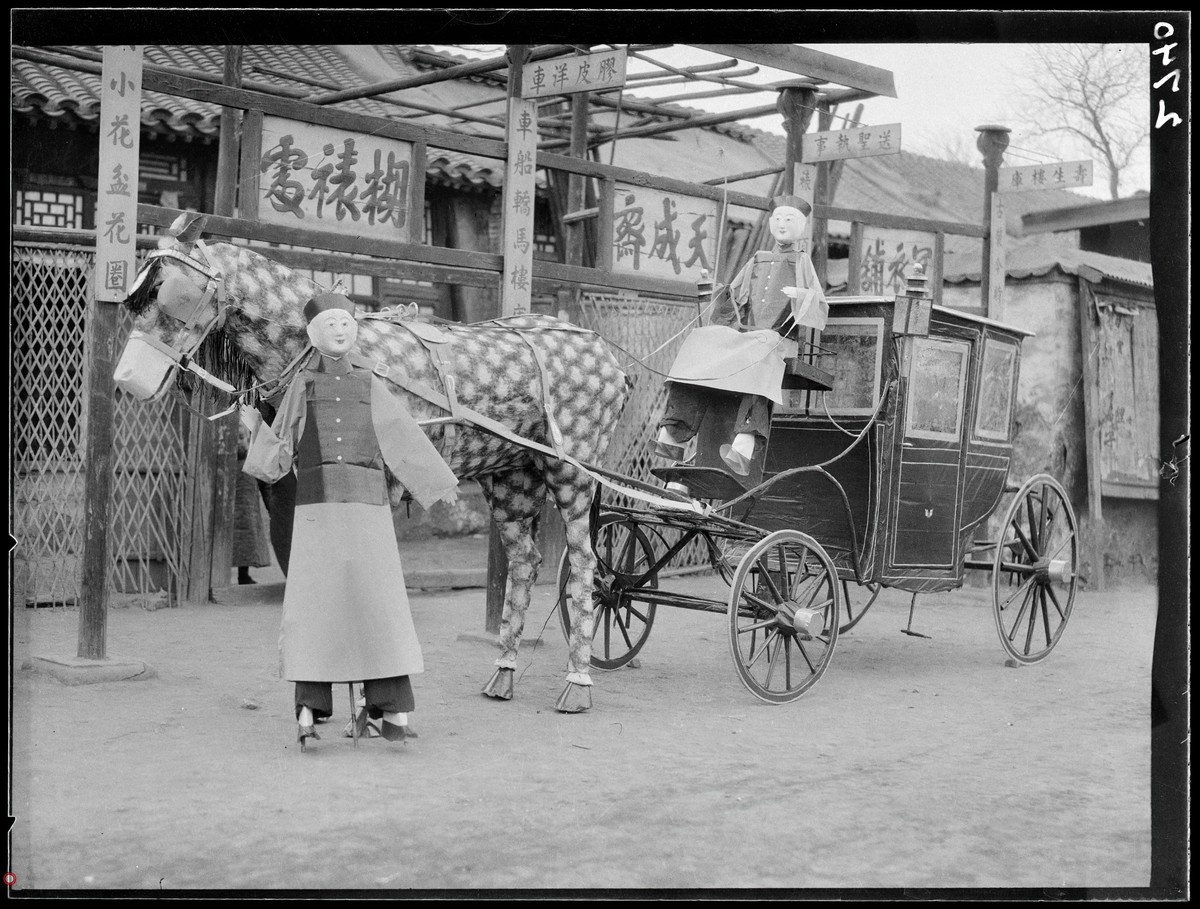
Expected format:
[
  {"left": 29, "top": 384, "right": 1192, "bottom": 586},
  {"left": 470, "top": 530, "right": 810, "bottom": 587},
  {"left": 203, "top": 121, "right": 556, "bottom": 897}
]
[
  {"left": 727, "top": 530, "right": 841, "bottom": 703},
  {"left": 557, "top": 514, "right": 658, "bottom": 671},
  {"left": 839, "top": 580, "right": 882, "bottom": 633},
  {"left": 991, "top": 474, "right": 1079, "bottom": 663}
]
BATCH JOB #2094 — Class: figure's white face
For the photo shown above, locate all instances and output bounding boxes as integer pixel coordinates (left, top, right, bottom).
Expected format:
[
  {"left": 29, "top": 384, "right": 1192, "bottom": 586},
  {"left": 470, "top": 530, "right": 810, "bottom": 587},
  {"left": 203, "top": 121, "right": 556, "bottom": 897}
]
[
  {"left": 768, "top": 205, "right": 808, "bottom": 243},
  {"left": 307, "top": 309, "right": 358, "bottom": 358}
]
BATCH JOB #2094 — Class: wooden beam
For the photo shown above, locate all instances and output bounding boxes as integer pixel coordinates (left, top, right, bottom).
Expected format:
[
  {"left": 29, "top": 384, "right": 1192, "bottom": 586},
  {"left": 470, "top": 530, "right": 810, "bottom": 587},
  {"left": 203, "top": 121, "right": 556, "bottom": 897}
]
[
  {"left": 305, "top": 44, "right": 582, "bottom": 105},
  {"left": 136, "top": 204, "right": 504, "bottom": 273},
  {"left": 544, "top": 102, "right": 780, "bottom": 149},
  {"left": 1022, "top": 195, "right": 1150, "bottom": 235},
  {"left": 690, "top": 44, "right": 896, "bottom": 98},
  {"left": 976, "top": 125, "right": 1011, "bottom": 316}
]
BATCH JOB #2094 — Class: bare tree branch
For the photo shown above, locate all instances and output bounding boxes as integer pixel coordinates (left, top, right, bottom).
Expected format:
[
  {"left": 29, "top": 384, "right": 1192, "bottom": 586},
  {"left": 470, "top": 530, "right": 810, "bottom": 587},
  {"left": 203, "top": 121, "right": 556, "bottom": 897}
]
[{"left": 1008, "top": 44, "right": 1150, "bottom": 199}]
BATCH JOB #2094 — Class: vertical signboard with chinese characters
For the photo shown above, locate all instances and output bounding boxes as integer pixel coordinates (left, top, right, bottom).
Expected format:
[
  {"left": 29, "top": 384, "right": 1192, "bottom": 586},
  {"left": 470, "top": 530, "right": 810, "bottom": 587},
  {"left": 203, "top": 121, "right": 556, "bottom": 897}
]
[
  {"left": 95, "top": 46, "right": 144, "bottom": 302},
  {"left": 793, "top": 163, "right": 817, "bottom": 257},
  {"left": 502, "top": 87, "right": 539, "bottom": 315},
  {"left": 255, "top": 116, "right": 415, "bottom": 240},
  {"left": 854, "top": 227, "right": 942, "bottom": 303},
  {"left": 610, "top": 185, "right": 721, "bottom": 284}
]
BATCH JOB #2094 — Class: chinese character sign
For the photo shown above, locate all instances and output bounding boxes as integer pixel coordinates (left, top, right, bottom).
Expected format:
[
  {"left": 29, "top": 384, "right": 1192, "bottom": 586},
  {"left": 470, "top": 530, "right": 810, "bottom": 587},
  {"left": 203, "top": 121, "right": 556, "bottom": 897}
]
[
  {"left": 95, "top": 46, "right": 143, "bottom": 302},
  {"left": 502, "top": 95, "right": 539, "bottom": 315},
  {"left": 998, "top": 159, "right": 1093, "bottom": 193},
  {"left": 803, "top": 123, "right": 902, "bottom": 163},
  {"left": 258, "top": 116, "right": 414, "bottom": 239},
  {"left": 610, "top": 185, "right": 720, "bottom": 283},
  {"left": 856, "top": 228, "right": 939, "bottom": 298},
  {"left": 521, "top": 48, "right": 627, "bottom": 98}
]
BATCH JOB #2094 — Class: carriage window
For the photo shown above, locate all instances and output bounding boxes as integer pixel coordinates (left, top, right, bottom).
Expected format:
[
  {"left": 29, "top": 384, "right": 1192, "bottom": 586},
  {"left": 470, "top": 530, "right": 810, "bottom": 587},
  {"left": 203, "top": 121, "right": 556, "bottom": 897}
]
[
  {"left": 807, "top": 318, "right": 885, "bottom": 415},
  {"left": 906, "top": 337, "right": 969, "bottom": 441},
  {"left": 975, "top": 337, "right": 1017, "bottom": 440}
]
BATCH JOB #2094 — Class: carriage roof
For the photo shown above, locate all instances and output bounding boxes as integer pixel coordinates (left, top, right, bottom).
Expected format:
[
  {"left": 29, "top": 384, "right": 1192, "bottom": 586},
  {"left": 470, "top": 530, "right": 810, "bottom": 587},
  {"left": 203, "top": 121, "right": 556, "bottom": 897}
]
[{"left": 827, "top": 295, "right": 1035, "bottom": 340}]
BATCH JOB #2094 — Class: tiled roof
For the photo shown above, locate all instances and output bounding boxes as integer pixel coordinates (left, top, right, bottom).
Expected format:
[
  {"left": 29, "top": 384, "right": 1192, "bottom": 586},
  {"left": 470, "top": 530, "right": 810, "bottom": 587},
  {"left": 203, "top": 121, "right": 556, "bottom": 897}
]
[
  {"left": 943, "top": 245, "right": 1153, "bottom": 290},
  {"left": 11, "top": 45, "right": 404, "bottom": 139}
]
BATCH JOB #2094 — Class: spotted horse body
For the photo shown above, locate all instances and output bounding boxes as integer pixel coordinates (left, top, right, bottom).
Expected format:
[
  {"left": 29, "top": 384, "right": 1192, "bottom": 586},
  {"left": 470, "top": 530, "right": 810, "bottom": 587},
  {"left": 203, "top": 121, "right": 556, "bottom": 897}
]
[{"left": 116, "top": 215, "right": 631, "bottom": 712}]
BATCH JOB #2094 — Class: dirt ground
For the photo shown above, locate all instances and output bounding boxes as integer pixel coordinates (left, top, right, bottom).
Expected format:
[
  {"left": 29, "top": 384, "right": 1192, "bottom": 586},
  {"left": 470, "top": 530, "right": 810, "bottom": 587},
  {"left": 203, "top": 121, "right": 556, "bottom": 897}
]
[{"left": 8, "top": 538, "right": 1155, "bottom": 895}]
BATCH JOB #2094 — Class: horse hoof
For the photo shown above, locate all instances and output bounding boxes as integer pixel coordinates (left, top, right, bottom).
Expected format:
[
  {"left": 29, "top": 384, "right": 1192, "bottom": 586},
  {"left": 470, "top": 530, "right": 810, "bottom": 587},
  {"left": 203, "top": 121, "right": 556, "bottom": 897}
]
[
  {"left": 482, "top": 667, "right": 514, "bottom": 700},
  {"left": 555, "top": 681, "right": 592, "bottom": 713}
]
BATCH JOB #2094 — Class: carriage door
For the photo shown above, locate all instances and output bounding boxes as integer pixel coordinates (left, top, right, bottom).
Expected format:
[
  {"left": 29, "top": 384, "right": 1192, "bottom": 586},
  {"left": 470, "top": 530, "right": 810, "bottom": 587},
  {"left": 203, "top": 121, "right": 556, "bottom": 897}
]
[{"left": 890, "top": 336, "right": 972, "bottom": 570}]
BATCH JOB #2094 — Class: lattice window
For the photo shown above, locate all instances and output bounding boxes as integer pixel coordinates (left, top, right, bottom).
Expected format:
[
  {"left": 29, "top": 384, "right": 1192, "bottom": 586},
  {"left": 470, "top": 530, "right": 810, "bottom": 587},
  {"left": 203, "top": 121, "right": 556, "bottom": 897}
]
[
  {"left": 12, "top": 243, "right": 193, "bottom": 607},
  {"left": 577, "top": 292, "right": 709, "bottom": 568},
  {"left": 139, "top": 151, "right": 189, "bottom": 182},
  {"left": 14, "top": 189, "right": 85, "bottom": 229}
]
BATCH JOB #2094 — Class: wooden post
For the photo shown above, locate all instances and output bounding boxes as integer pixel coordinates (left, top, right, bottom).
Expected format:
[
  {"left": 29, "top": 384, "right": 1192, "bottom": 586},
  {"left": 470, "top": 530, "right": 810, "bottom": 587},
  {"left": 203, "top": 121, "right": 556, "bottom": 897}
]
[
  {"left": 79, "top": 286, "right": 120, "bottom": 658},
  {"left": 810, "top": 102, "right": 834, "bottom": 286},
  {"left": 486, "top": 44, "right": 539, "bottom": 633},
  {"left": 776, "top": 81, "right": 820, "bottom": 196},
  {"left": 207, "top": 45, "right": 243, "bottom": 593},
  {"left": 975, "top": 125, "right": 1010, "bottom": 318},
  {"left": 80, "top": 46, "right": 144, "bottom": 657},
  {"left": 534, "top": 87, "right": 590, "bottom": 582},
  {"left": 1076, "top": 277, "right": 1106, "bottom": 590}
]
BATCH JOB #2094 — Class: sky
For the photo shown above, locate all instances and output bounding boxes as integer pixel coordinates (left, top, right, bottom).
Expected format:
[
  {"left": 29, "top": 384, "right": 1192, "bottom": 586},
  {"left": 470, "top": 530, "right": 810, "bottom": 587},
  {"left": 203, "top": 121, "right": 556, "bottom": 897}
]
[{"left": 435, "top": 43, "right": 1153, "bottom": 200}]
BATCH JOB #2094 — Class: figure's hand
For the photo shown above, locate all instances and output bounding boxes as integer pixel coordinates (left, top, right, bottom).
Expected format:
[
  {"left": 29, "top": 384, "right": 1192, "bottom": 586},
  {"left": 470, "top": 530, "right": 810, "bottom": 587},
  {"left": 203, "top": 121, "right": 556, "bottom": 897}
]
[
  {"left": 239, "top": 404, "right": 262, "bottom": 433},
  {"left": 781, "top": 286, "right": 798, "bottom": 298}
]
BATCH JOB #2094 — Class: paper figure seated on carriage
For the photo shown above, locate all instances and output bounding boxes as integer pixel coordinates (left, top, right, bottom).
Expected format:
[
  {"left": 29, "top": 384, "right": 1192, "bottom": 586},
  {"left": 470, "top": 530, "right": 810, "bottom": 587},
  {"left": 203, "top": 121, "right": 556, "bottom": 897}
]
[{"left": 653, "top": 194, "right": 833, "bottom": 498}]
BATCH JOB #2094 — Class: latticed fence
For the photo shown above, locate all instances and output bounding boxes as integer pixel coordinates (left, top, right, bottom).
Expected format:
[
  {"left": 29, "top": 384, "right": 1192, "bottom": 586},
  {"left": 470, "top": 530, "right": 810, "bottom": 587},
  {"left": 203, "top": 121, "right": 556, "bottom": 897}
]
[
  {"left": 577, "top": 291, "right": 712, "bottom": 569},
  {"left": 11, "top": 242, "right": 194, "bottom": 607}
]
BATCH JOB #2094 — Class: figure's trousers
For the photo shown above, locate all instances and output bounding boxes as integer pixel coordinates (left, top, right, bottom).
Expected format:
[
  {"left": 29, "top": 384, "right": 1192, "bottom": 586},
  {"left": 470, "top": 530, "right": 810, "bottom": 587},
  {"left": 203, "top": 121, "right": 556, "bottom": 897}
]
[{"left": 294, "top": 676, "right": 414, "bottom": 720}]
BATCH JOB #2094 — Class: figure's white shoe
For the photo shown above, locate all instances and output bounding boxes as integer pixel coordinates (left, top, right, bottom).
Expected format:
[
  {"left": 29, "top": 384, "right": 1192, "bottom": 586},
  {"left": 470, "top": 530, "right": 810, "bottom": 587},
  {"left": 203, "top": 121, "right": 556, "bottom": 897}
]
[{"left": 720, "top": 432, "right": 757, "bottom": 476}]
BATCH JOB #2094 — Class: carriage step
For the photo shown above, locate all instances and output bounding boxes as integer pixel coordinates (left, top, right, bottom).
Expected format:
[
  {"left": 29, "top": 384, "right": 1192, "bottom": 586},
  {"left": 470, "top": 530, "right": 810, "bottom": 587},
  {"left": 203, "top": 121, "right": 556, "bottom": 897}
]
[{"left": 782, "top": 358, "right": 834, "bottom": 392}]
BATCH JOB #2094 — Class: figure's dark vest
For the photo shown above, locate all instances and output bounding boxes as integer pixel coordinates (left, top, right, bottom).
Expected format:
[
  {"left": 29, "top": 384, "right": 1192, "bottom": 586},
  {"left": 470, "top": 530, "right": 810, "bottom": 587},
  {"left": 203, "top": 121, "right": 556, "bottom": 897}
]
[
  {"left": 294, "top": 359, "right": 387, "bottom": 507},
  {"left": 742, "top": 250, "right": 800, "bottom": 332}
]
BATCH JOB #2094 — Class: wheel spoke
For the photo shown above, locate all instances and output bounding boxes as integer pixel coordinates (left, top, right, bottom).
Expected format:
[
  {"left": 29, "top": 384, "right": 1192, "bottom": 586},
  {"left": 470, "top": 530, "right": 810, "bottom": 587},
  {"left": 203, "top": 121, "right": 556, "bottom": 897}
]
[
  {"left": 784, "top": 636, "right": 793, "bottom": 690},
  {"left": 1006, "top": 585, "right": 1035, "bottom": 642},
  {"left": 1045, "top": 584, "right": 1066, "bottom": 621},
  {"left": 746, "top": 628, "right": 778, "bottom": 670},
  {"left": 743, "top": 588, "right": 782, "bottom": 617},
  {"left": 999, "top": 573, "right": 1037, "bottom": 612},
  {"left": 1025, "top": 494, "right": 1040, "bottom": 552},
  {"left": 1023, "top": 587, "right": 1039, "bottom": 654},
  {"left": 1037, "top": 485, "right": 1049, "bottom": 553},
  {"left": 794, "top": 636, "right": 817, "bottom": 674},
  {"left": 738, "top": 617, "right": 777, "bottom": 635},
  {"left": 763, "top": 634, "right": 785, "bottom": 687},
  {"left": 1040, "top": 587, "right": 1052, "bottom": 649},
  {"left": 611, "top": 606, "right": 634, "bottom": 649},
  {"left": 1010, "top": 519, "right": 1039, "bottom": 562},
  {"left": 756, "top": 553, "right": 786, "bottom": 604},
  {"left": 1043, "top": 532, "right": 1075, "bottom": 563}
]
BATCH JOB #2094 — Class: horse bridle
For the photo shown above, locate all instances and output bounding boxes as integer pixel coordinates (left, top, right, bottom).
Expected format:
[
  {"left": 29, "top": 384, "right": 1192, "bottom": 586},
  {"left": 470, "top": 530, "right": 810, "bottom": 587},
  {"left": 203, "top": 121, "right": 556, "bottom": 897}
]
[
  {"left": 127, "top": 241, "right": 240, "bottom": 397},
  {"left": 127, "top": 242, "right": 318, "bottom": 420}
]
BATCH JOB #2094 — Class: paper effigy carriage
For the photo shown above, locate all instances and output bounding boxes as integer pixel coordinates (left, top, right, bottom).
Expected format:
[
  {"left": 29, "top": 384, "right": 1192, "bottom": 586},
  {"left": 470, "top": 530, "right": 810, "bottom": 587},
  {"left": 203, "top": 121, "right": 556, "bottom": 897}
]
[{"left": 554, "top": 273, "right": 1079, "bottom": 703}]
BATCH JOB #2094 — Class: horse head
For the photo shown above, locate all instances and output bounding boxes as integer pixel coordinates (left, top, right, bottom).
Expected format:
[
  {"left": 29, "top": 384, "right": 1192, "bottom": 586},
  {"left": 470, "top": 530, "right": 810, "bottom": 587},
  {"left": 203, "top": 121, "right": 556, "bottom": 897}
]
[{"left": 114, "top": 212, "right": 234, "bottom": 401}]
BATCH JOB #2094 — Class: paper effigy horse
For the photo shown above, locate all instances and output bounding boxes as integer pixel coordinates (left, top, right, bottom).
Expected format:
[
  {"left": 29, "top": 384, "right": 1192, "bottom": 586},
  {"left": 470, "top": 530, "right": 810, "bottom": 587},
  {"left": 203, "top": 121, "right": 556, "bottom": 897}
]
[{"left": 115, "top": 214, "right": 631, "bottom": 713}]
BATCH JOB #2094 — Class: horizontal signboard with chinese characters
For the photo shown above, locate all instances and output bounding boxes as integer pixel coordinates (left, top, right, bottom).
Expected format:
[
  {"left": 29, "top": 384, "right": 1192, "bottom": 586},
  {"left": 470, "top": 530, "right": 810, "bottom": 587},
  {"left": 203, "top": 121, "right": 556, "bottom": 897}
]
[
  {"left": 802, "top": 123, "right": 902, "bottom": 163},
  {"left": 521, "top": 48, "right": 627, "bottom": 98},
  {"left": 610, "top": 184, "right": 721, "bottom": 283},
  {"left": 998, "top": 159, "right": 1093, "bottom": 193},
  {"left": 854, "top": 227, "right": 941, "bottom": 303},
  {"left": 257, "top": 116, "right": 415, "bottom": 239}
]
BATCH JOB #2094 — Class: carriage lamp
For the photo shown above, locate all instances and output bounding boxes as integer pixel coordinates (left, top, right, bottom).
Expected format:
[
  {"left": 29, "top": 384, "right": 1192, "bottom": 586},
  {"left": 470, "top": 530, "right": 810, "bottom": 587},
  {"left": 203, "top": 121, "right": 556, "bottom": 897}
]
[{"left": 892, "top": 263, "right": 933, "bottom": 337}]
